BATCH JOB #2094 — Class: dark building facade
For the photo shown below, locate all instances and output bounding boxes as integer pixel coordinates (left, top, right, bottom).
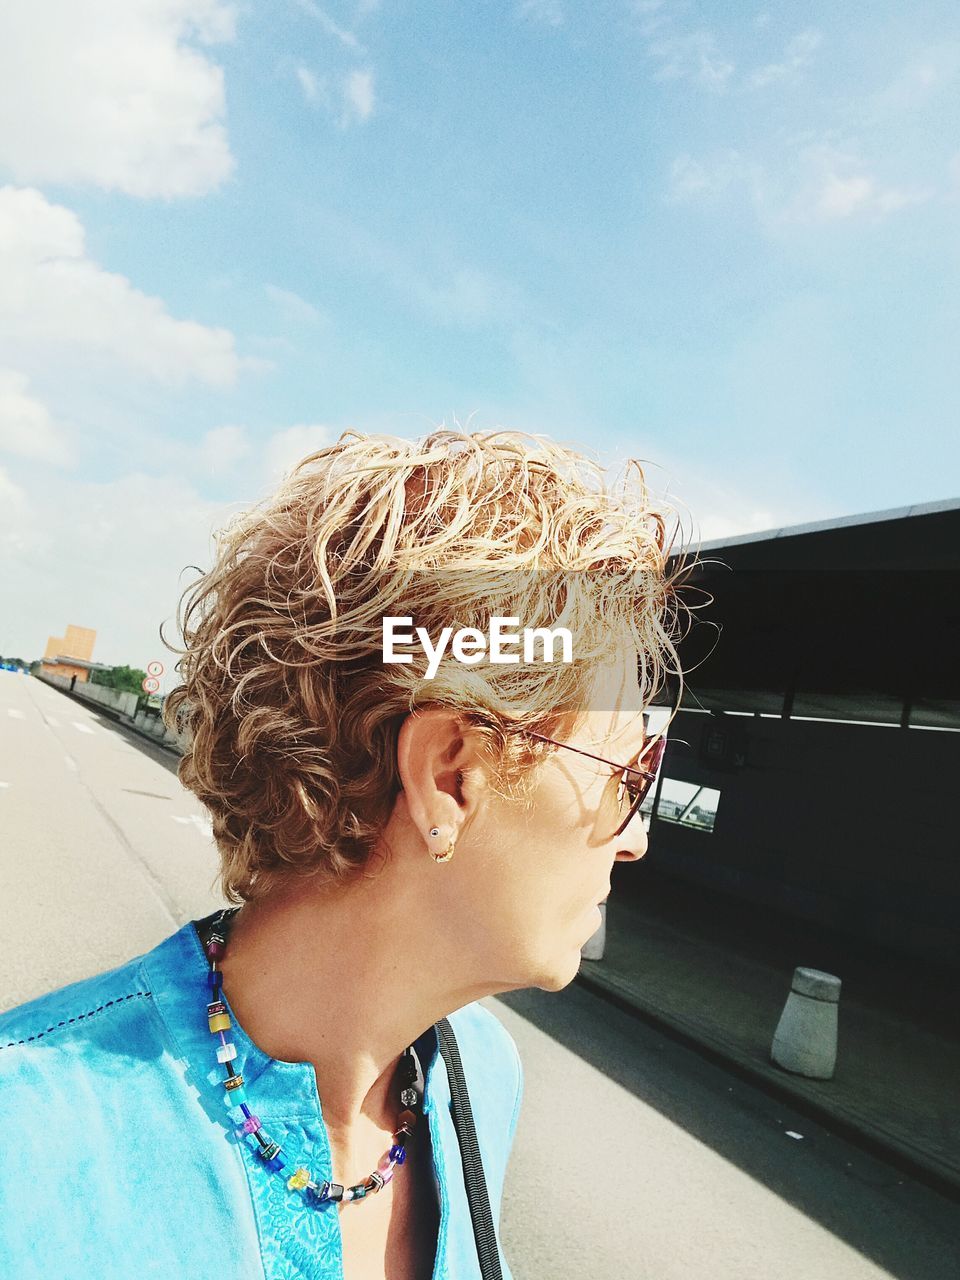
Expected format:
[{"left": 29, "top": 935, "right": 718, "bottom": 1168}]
[{"left": 616, "top": 498, "right": 960, "bottom": 973}]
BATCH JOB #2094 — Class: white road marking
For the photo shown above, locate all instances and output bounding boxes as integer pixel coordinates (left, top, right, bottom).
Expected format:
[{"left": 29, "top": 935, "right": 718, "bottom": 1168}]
[
  {"left": 72, "top": 722, "right": 95, "bottom": 735},
  {"left": 7, "top": 708, "right": 25, "bottom": 719},
  {"left": 172, "top": 813, "right": 213, "bottom": 838}
]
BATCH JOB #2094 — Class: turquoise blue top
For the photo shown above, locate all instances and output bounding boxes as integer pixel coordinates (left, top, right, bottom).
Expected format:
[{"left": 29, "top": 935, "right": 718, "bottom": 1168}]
[{"left": 0, "top": 917, "right": 524, "bottom": 1279}]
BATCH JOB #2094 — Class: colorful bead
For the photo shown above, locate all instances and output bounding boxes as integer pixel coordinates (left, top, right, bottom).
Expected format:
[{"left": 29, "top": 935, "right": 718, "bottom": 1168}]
[
  {"left": 351, "top": 1183, "right": 368, "bottom": 1200},
  {"left": 241, "top": 1114, "right": 261, "bottom": 1135},
  {"left": 223, "top": 1074, "right": 246, "bottom": 1105},
  {"left": 380, "top": 1165, "right": 395, "bottom": 1184},
  {"left": 209, "top": 1012, "right": 231, "bottom": 1033},
  {"left": 389, "top": 1144, "right": 406, "bottom": 1165},
  {"left": 342, "top": 1188, "right": 354, "bottom": 1202},
  {"left": 208, "top": 970, "right": 222, "bottom": 987},
  {"left": 216, "top": 1042, "right": 237, "bottom": 1063},
  {"left": 287, "top": 1166, "right": 311, "bottom": 1190},
  {"left": 309, "top": 1181, "right": 343, "bottom": 1204},
  {"left": 367, "top": 1172, "right": 385, "bottom": 1193},
  {"left": 258, "top": 1142, "right": 284, "bottom": 1173},
  {"left": 205, "top": 941, "right": 225, "bottom": 960}
]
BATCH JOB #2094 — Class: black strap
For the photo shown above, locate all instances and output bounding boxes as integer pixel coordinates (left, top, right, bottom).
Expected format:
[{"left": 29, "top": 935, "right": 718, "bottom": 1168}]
[{"left": 435, "top": 1015, "right": 504, "bottom": 1280}]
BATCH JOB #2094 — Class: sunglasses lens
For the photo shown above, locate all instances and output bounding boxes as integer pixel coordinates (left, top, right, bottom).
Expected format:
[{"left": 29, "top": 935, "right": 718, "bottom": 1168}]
[{"left": 615, "top": 735, "right": 666, "bottom": 835}]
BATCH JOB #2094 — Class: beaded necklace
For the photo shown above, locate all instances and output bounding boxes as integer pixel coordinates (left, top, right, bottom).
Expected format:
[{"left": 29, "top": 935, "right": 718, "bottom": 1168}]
[{"left": 202, "top": 907, "right": 425, "bottom": 1207}]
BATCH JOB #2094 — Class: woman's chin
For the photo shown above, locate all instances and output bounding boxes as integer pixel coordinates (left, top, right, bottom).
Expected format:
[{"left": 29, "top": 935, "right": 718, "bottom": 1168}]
[{"left": 534, "top": 946, "right": 587, "bottom": 993}]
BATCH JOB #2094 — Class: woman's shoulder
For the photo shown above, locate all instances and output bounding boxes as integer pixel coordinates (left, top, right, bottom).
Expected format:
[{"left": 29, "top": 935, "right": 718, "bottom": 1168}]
[
  {"left": 0, "top": 953, "right": 152, "bottom": 1062},
  {"left": 445, "top": 999, "right": 521, "bottom": 1078},
  {"left": 442, "top": 999, "right": 524, "bottom": 1145}
]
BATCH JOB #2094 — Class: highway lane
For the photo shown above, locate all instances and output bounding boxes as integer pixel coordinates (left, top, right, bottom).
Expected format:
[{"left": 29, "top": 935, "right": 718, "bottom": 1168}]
[
  {"left": 2, "top": 672, "right": 957, "bottom": 1278},
  {"left": 0, "top": 672, "right": 223, "bottom": 1007},
  {"left": 496, "top": 981, "right": 960, "bottom": 1279}
]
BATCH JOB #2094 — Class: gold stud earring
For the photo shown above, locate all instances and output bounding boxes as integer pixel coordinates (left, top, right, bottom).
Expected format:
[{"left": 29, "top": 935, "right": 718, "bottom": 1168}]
[
  {"left": 433, "top": 838, "right": 456, "bottom": 863},
  {"left": 429, "top": 828, "right": 456, "bottom": 863}
]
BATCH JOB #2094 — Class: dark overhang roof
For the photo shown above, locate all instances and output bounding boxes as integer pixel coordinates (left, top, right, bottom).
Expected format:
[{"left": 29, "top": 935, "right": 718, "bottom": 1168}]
[
  {"left": 669, "top": 496, "right": 960, "bottom": 572},
  {"left": 663, "top": 497, "right": 960, "bottom": 697},
  {"left": 679, "top": 496, "right": 960, "bottom": 557}
]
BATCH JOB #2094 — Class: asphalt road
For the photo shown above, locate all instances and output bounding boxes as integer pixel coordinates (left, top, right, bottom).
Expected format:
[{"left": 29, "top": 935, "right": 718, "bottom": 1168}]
[{"left": 2, "top": 672, "right": 958, "bottom": 1279}]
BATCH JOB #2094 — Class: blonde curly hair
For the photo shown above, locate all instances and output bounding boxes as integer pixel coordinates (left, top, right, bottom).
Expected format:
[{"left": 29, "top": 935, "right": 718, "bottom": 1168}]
[{"left": 163, "top": 428, "right": 693, "bottom": 905}]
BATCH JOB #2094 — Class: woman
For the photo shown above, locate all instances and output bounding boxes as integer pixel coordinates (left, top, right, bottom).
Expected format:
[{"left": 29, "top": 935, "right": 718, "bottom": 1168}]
[{"left": 0, "top": 429, "right": 686, "bottom": 1279}]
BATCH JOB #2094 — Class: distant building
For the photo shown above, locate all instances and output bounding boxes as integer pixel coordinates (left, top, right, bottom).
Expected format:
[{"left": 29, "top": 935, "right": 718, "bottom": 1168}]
[{"left": 40, "top": 625, "right": 104, "bottom": 683}]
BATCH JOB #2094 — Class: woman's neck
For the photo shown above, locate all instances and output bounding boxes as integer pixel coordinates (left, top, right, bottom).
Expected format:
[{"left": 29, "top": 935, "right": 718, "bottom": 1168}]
[{"left": 215, "top": 865, "right": 486, "bottom": 1143}]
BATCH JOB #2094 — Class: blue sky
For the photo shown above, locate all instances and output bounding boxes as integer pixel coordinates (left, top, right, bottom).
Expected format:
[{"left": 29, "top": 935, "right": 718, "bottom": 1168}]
[{"left": 0, "top": 0, "right": 958, "bottom": 674}]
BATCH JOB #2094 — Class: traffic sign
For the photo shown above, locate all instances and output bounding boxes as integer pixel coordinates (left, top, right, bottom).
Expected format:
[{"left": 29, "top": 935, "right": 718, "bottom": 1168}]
[
  {"left": 142, "top": 676, "right": 161, "bottom": 694},
  {"left": 146, "top": 661, "right": 164, "bottom": 677}
]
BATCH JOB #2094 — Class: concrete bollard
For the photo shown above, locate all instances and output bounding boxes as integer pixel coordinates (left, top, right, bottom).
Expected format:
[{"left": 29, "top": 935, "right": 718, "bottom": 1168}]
[
  {"left": 580, "top": 899, "right": 607, "bottom": 961},
  {"left": 771, "top": 966, "right": 841, "bottom": 1079}
]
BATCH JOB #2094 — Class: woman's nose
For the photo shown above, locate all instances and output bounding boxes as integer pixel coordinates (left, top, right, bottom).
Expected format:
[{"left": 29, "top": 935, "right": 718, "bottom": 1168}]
[{"left": 614, "top": 820, "right": 648, "bottom": 861}]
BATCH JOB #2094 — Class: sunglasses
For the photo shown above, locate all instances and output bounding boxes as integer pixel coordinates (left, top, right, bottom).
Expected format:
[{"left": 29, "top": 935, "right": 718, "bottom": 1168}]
[{"left": 520, "top": 728, "right": 668, "bottom": 837}]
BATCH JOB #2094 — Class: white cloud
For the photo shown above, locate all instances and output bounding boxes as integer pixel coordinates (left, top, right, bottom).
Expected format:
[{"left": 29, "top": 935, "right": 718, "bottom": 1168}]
[
  {"left": 517, "top": 0, "right": 564, "bottom": 26},
  {"left": 865, "top": 45, "right": 960, "bottom": 119},
  {"left": 0, "top": 1, "right": 235, "bottom": 198},
  {"left": 601, "top": 440, "right": 803, "bottom": 550},
  {"left": 782, "top": 145, "right": 935, "bottom": 225},
  {"left": 631, "top": 0, "right": 669, "bottom": 35},
  {"left": 298, "top": 64, "right": 376, "bottom": 130},
  {"left": 668, "top": 143, "right": 933, "bottom": 228},
  {"left": 0, "top": 468, "right": 233, "bottom": 672},
  {"left": 815, "top": 172, "right": 874, "bottom": 218},
  {"left": 685, "top": 505, "right": 781, "bottom": 546},
  {"left": 308, "top": 211, "right": 528, "bottom": 331},
  {"left": 668, "top": 151, "right": 752, "bottom": 203},
  {"left": 297, "top": 66, "right": 320, "bottom": 100},
  {"left": 343, "top": 70, "right": 375, "bottom": 124},
  {"left": 293, "top": 0, "right": 364, "bottom": 53},
  {"left": 646, "top": 29, "right": 734, "bottom": 92},
  {"left": 0, "top": 370, "right": 74, "bottom": 466},
  {"left": 264, "top": 283, "right": 327, "bottom": 326},
  {"left": 0, "top": 186, "right": 244, "bottom": 386},
  {"left": 0, "top": 464, "right": 29, "bottom": 556},
  {"left": 414, "top": 266, "right": 524, "bottom": 326},
  {"left": 747, "top": 28, "right": 822, "bottom": 89},
  {"left": 264, "top": 425, "right": 334, "bottom": 481},
  {"left": 196, "top": 425, "right": 251, "bottom": 473}
]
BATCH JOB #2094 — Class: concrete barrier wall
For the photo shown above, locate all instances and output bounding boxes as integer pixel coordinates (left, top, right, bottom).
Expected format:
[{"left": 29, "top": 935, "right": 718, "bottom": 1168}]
[{"left": 35, "top": 673, "right": 188, "bottom": 754}]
